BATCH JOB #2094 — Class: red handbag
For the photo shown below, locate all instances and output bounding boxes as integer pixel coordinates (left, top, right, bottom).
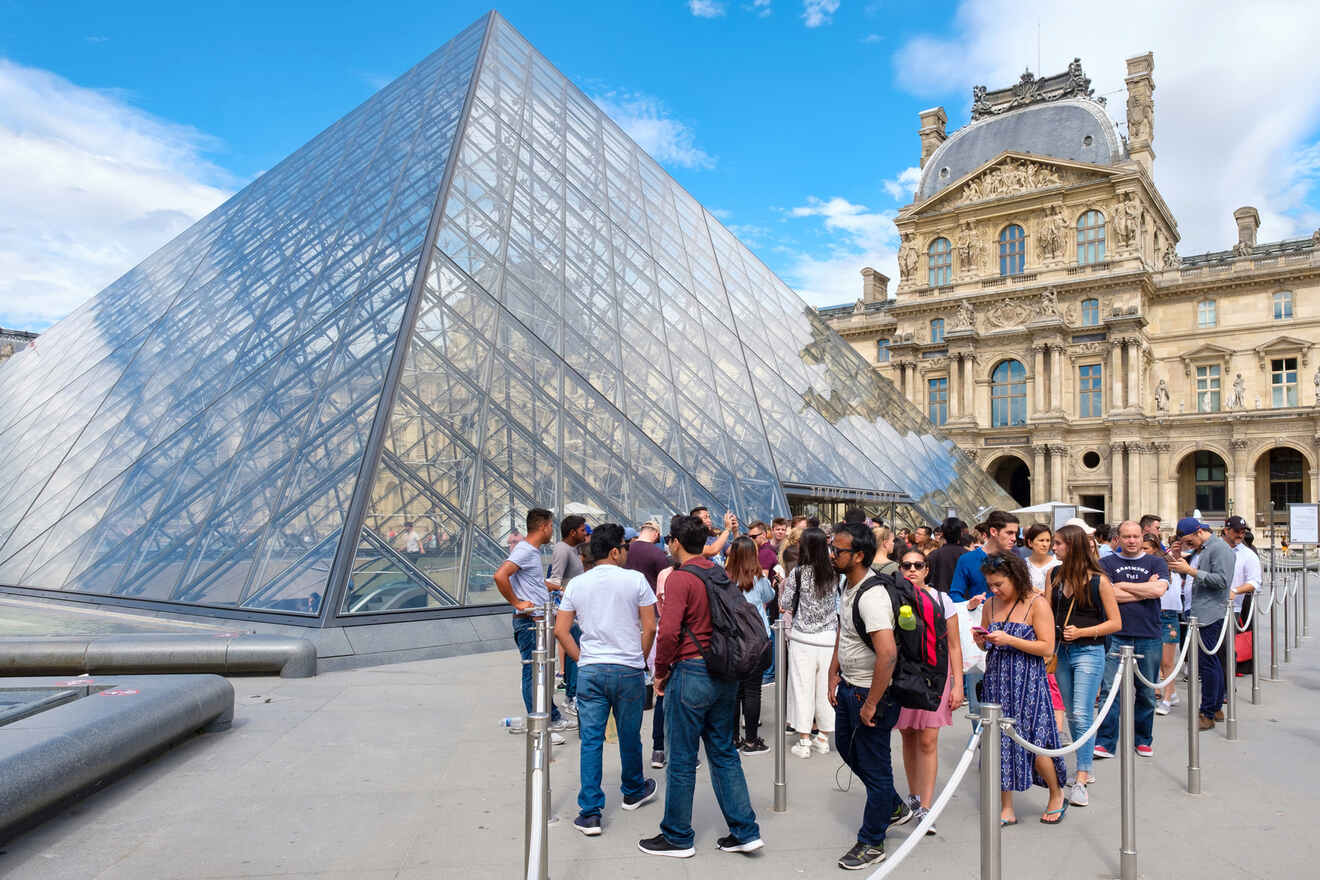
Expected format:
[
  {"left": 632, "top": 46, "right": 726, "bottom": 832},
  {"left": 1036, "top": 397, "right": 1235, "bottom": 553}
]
[{"left": 1235, "top": 630, "right": 1253, "bottom": 664}]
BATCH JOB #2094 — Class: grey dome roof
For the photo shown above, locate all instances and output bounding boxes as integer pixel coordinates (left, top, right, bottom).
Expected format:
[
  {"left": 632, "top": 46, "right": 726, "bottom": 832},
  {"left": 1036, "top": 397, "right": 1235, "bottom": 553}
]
[{"left": 917, "top": 99, "right": 1124, "bottom": 202}]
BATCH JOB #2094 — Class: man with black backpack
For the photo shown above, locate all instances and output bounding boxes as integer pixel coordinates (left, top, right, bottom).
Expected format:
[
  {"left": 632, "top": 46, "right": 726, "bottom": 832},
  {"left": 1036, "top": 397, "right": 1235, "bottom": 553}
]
[
  {"left": 639, "top": 515, "right": 765, "bottom": 860},
  {"left": 828, "top": 523, "right": 918, "bottom": 870}
]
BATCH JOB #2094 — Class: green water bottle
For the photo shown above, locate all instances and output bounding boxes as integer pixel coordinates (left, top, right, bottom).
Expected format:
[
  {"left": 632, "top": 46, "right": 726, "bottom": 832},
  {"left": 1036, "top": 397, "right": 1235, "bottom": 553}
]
[{"left": 898, "top": 604, "right": 917, "bottom": 631}]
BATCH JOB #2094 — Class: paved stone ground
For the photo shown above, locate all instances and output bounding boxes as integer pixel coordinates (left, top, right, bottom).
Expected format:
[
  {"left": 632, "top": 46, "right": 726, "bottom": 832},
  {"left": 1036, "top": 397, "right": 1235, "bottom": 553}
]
[{"left": 2, "top": 627, "right": 1318, "bottom": 879}]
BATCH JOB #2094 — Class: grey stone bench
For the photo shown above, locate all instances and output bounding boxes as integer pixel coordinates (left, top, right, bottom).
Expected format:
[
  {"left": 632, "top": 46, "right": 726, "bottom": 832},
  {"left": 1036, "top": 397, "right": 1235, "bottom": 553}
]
[{"left": 0, "top": 633, "right": 317, "bottom": 678}]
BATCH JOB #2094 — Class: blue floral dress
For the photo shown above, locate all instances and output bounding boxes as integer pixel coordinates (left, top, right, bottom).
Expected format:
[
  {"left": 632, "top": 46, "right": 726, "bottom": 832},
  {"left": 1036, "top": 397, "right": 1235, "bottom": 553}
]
[{"left": 982, "top": 596, "right": 1067, "bottom": 792}]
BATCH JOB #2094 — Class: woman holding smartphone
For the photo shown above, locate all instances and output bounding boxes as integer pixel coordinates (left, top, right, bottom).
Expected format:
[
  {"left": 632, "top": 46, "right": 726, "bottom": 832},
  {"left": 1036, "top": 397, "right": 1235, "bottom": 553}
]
[
  {"left": 973, "top": 551, "right": 1068, "bottom": 826},
  {"left": 1047, "top": 524, "right": 1120, "bottom": 806}
]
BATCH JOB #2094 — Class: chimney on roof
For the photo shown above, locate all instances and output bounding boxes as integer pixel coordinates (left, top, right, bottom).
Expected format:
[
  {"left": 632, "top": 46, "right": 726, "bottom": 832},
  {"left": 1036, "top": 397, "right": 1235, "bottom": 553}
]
[
  {"left": 1124, "top": 52, "right": 1155, "bottom": 175},
  {"left": 861, "top": 267, "right": 889, "bottom": 302},
  {"left": 918, "top": 107, "right": 947, "bottom": 169},
  {"left": 1234, "top": 206, "right": 1260, "bottom": 249}
]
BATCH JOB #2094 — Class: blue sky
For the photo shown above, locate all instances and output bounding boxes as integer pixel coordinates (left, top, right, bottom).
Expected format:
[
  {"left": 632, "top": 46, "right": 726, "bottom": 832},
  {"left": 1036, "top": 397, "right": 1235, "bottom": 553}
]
[{"left": 3, "top": 0, "right": 1319, "bottom": 329}]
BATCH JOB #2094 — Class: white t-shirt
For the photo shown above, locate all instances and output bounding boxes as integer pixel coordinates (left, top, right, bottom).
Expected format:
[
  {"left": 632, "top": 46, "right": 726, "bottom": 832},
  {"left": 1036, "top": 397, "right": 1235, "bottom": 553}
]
[
  {"left": 921, "top": 584, "right": 959, "bottom": 621},
  {"left": 1161, "top": 569, "right": 1185, "bottom": 613},
  {"left": 1026, "top": 557, "right": 1061, "bottom": 593},
  {"left": 1230, "top": 544, "right": 1262, "bottom": 612},
  {"left": 402, "top": 530, "right": 422, "bottom": 553},
  {"left": 838, "top": 577, "right": 896, "bottom": 688},
  {"left": 559, "top": 564, "right": 656, "bottom": 668}
]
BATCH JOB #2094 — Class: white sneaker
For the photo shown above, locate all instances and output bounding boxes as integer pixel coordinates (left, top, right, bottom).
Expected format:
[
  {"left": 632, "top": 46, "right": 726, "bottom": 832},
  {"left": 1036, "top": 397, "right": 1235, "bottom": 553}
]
[
  {"left": 551, "top": 732, "right": 567, "bottom": 746},
  {"left": 1069, "top": 782, "right": 1089, "bottom": 807},
  {"left": 1168, "top": 692, "right": 1180, "bottom": 707},
  {"left": 1155, "top": 700, "right": 1171, "bottom": 716},
  {"left": 791, "top": 740, "right": 813, "bottom": 759},
  {"left": 813, "top": 733, "right": 831, "bottom": 755},
  {"left": 562, "top": 697, "right": 578, "bottom": 716}
]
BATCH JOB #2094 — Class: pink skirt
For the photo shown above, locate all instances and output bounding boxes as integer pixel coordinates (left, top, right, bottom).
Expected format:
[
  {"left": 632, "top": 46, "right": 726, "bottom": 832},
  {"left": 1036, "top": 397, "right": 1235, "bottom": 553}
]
[
  {"left": 896, "top": 668, "right": 953, "bottom": 730},
  {"left": 1047, "top": 673, "right": 1064, "bottom": 711}
]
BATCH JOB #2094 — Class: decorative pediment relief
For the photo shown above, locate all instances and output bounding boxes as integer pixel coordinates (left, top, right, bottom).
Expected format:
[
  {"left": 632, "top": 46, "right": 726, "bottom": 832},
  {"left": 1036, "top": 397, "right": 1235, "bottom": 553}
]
[
  {"left": 1253, "top": 335, "right": 1313, "bottom": 370},
  {"left": 1179, "top": 342, "right": 1233, "bottom": 376},
  {"left": 951, "top": 159, "right": 1104, "bottom": 208}
]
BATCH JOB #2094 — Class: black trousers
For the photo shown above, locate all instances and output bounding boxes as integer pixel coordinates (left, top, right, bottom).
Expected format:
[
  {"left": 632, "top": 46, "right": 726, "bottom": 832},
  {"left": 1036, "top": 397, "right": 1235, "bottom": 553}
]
[{"left": 736, "top": 673, "right": 762, "bottom": 741}]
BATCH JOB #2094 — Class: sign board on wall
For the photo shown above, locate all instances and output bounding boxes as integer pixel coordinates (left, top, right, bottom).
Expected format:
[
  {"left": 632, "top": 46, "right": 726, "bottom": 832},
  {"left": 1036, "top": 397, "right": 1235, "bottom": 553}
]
[{"left": 1290, "top": 503, "right": 1320, "bottom": 545}]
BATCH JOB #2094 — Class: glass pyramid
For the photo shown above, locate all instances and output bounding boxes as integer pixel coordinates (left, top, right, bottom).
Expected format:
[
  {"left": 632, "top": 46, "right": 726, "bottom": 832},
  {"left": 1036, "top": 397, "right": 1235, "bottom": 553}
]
[{"left": 0, "top": 12, "right": 1012, "bottom": 624}]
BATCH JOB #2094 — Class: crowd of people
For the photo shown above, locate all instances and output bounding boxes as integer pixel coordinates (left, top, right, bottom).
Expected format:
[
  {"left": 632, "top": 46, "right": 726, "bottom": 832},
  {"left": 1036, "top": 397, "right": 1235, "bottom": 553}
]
[{"left": 494, "top": 501, "right": 1256, "bottom": 870}]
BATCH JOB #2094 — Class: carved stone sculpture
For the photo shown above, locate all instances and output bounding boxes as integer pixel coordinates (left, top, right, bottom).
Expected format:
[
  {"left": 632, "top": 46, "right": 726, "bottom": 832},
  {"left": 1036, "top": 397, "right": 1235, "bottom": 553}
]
[
  {"left": 1037, "top": 206, "right": 1068, "bottom": 261},
  {"left": 1229, "top": 373, "right": 1247, "bottom": 409},
  {"left": 951, "top": 299, "right": 976, "bottom": 331},
  {"left": 1161, "top": 245, "right": 1179, "bottom": 269},
  {"left": 983, "top": 299, "right": 1022, "bottom": 330},
  {"left": 1313, "top": 228, "right": 1320, "bottom": 245},
  {"left": 898, "top": 233, "right": 918, "bottom": 283},
  {"left": 1233, "top": 240, "right": 1253, "bottom": 257},
  {"left": 956, "top": 160, "right": 1061, "bottom": 206},
  {"left": 1127, "top": 92, "right": 1152, "bottom": 143},
  {"left": 1039, "top": 287, "right": 1062, "bottom": 319},
  {"left": 1112, "top": 193, "right": 1141, "bottom": 248},
  {"left": 956, "top": 221, "right": 983, "bottom": 275},
  {"left": 1314, "top": 367, "right": 1320, "bottom": 405},
  {"left": 1154, "top": 378, "right": 1170, "bottom": 412}
]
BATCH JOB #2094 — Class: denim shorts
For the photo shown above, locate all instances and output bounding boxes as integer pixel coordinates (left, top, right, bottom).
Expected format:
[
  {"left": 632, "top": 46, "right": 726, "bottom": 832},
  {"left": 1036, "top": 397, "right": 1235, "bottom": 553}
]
[{"left": 1159, "top": 610, "right": 1181, "bottom": 645}]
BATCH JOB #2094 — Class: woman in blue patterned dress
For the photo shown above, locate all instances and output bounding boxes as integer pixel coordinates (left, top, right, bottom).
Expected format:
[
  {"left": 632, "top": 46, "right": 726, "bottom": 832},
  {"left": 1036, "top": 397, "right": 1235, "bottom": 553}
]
[{"left": 971, "top": 551, "right": 1069, "bottom": 826}]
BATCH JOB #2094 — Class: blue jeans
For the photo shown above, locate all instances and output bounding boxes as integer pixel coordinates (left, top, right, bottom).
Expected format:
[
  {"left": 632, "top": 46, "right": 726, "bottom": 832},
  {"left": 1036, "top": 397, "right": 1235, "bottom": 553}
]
[
  {"left": 963, "top": 668, "right": 985, "bottom": 722},
  {"left": 563, "top": 622, "right": 582, "bottom": 700},
  {"left": 1096, "top": 635, "right": 1161, "bottom": 751},
  {"left": 512, "top": 615, "right": 561, "bottom": 722},
  {"left": 576, "top": 663, "right": 647, "bottom": 818},
  {"left": 1052, "top": 643, "right": 1106, "bottom": 774},
  {"left": 659, "top": 659, "right": 760, "bottom": 847},
  {"left": 835, "top": 683, "right": 902, "bottom": 846},
  {"left": 1197, "top": 619, "right": 1225, "bottom": 720}
]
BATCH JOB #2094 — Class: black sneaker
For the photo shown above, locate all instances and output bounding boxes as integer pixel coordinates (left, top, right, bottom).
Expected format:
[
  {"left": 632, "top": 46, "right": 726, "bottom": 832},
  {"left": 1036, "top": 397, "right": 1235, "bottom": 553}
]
[
  {"left": 890, "top": 799, "right": 914, "bottom": 826},
  {"left": 733, "top": 736, "right": 745, "bottom": 750},
  {"left": 621, "top": 777, "right": 658, "bottom": 811},
  {"left": 638, "top": 833, "right": 695, "bottom": 859},
  {"left": 574, "top": 814, "right": 601, "bottom": 836},
  {"left": 651, "top": 749, "right": 666, "bottom": 769},
  {"left": 740, "top": 737, "right": 770, "bottom": 755},
  {"left": 716, "top": 833, "right": 765, "bottom": 853},
  {"left": 838, "top": 841, "right": 886, "bottom": 870}
]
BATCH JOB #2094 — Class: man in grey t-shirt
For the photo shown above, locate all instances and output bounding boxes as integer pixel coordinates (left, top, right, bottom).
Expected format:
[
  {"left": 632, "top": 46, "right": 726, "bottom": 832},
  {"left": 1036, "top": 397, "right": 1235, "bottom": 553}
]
[
  {"left": 550, "top": 515, "right": 589, "bottom": 713},
  {"left": 1169, "top": 516, "right": 1234, "bottom": 730}
]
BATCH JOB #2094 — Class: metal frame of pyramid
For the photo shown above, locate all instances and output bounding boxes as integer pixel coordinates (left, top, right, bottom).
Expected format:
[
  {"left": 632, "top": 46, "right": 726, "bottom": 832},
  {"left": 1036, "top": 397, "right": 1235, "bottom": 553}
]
[{"left": 0, "top": 12, "right": 1013, "bottom": 630}]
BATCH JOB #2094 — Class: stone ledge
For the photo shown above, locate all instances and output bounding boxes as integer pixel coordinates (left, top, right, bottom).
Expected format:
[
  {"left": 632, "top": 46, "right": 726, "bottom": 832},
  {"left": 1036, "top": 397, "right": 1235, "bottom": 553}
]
[{"left": 0, "top": 633, "right": 317, "bottom": 678}]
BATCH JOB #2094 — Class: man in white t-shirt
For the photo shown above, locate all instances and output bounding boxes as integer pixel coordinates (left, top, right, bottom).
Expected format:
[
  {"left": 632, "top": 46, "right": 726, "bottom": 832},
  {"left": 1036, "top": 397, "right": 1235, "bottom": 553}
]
[
  {"left": 827, "top": 523, "right": 910, "bottom": 871},
  {"left": 555, "top": 523, "right": 658, "bottom": 838}
]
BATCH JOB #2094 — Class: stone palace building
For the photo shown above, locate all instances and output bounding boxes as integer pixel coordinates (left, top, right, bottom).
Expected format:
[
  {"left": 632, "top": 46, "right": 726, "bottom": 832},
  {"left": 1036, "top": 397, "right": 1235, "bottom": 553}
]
[{"left": 819, "top": 54, "right": 1320, "bottom": 528}]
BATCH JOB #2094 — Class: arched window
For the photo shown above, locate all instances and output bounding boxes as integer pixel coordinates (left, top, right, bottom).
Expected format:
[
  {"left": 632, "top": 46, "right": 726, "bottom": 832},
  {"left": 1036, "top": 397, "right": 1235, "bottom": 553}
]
[
  {"left": 928, "top": 237, "right": 952, "bottom": 287},
  {"left": 1081, "top": 298, "right": 1100, "bottom": 326},
  {"left": 929, "top": 318, "right": 945, "bottom": 344},
  {"left": 1273, "top": 291, "right": 1294, "bottom": 320},
  {"left": 990, "top": 360, "right": 1027, "bottom": 426},
  {"left": 999, "top": 224, "right": 1025, "bottom": 276},
  {"left": 1193, "top": 451, "right": 1227, "bottom": 514},
  {"left": 1077, "top": 210, "right": 1105, "bottom": 265}
]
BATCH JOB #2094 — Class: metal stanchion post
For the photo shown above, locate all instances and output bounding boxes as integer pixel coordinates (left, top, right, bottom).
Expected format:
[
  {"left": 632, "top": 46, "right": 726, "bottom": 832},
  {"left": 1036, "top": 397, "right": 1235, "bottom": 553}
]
[
  {"left": 525, "top": 711, "right": 549, "bottom": 879},
  {"left": 1118, "top": 646, "right": 1138, "bottom": 880},
  {"left": 1303, "top": 545, "right": 1310, "bottom": 638},
  {"left": 1186, "top": 616, "right": 1201, "bottom": 795},
  {"left": 542, "top": 600, "right": 556, "bottom": 770},
  {"left": 1292, "top": 569, "right": 1301, "bottom": 651},
  {"left": 773, "top": 619, "right": 788, "bottom": 812},
  {"left": 1284, "top": 571, "right": 1293, "bottom": 663},
  {"left": 1268, "top": 525, "right": 1282, "bottom": 681},
  {"left": 1224, "top": 605, "right": 1238, "bottom": 741},
  {"left": 978, "top": 704, "right": 1003, "bottom": 880}
]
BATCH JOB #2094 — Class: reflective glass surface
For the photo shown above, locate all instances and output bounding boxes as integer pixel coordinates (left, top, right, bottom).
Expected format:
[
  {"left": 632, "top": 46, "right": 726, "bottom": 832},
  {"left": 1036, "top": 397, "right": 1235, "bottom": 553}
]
[{"left": 0, "top": 13, "right": 1013, "bottom": 621}]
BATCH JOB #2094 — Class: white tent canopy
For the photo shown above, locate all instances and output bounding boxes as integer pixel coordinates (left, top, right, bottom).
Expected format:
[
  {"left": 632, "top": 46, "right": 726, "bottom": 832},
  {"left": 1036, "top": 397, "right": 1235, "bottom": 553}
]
[{"left": 1011, "top": 501, "right": 1103, "bottom": 515}]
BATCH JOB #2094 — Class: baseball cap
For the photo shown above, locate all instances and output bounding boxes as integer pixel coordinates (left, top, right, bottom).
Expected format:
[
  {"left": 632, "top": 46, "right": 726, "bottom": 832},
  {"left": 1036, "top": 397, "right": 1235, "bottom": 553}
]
[
  {"left": 1225, "top": 515, "right": 1248, "bottom": 531},
  {"left": 623, "top": 527, "right": 639, "bottom": 541},
  {"left": 1062, "top": 516, "right": 1095, "bottom": 536},
  {"left": 1175, "top": 516, "right": 1207, "bottom": 538}
]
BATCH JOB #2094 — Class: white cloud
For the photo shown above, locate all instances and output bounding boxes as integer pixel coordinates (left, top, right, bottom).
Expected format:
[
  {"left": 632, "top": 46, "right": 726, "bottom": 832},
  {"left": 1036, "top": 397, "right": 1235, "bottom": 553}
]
[
  {"left": 0, "top": 60, "right": 233, "bottom": 330},
  {"left": 882, "top": 165, "right": 921, "bottom": 201},
  {"left": 783, "top": 196, "right": 900, "bottom": 305},
  {"left": 747, "top": 0, "right": 773, "bottom": 17},
  {"left": 594, "top": 90, "right": 716, "bottom": 170},
  {"left": 861, "top": 33, "right": 883, "bottom": 44},
  {"left": 688, "top": 0, "right": 726, "bottom": 17},
  {"left": 893, "top": 0, "right": 1320, "bottom": 254},
  {"left": 803, "top": 0, "right": 841, "bottom": 28}
]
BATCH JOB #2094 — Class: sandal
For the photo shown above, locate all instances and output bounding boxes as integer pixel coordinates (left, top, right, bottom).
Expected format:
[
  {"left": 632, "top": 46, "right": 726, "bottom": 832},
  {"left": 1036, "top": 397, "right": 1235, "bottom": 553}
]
[
  {"left": 1040, "top": 804, "right": 1068, "bottom": 826},
  {"left": 1000, "top": 817, "right": 1017, "bottom": 827}
]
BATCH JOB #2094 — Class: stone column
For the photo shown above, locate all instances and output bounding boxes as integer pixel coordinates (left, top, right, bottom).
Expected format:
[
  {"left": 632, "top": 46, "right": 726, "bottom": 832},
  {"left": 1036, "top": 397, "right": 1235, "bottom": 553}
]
[
  {"left": 1032, "top": 444, "right": 1048, "bottom": 505},
  {"left": 1230, "top": 438, "right": 1250, "bottom": 516},
  {"left": 963, "top": 355, "right": 977, "bottom": 425},
  {"left": 1127, "top": 442, "right": 1146, "bottom": 519},
  {"left": 1032, "top": 345, "right": 1046, "bottom": 415},
  {"left": 1111, "top": 441, "right": 1127, "bottom": 521},
  {"left": 1110, "top": 341, "right": 1124, "bottom": 415},
  {"left": 1050, "top": 444, "right": 1068, "bottom": 502},
  {"left": 950, "top": 354, "right": 963, "bottom": 419},
  {"left": 1126, "top": 341, "right": 1142, "bottom": 410},
  {"left": 1154, "top": 442, "right": 1174, "bottom": 524},
  {"left": 1050, "top": 344, "right": 1065, "bottom": 412}
]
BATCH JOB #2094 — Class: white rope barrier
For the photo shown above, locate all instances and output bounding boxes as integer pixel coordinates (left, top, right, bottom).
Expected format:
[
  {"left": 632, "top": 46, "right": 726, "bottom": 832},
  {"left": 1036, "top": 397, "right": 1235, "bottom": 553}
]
[
  {"left": 1254, "top": 584, "right": 1277, "bottom": 616},
  {"left": 1002, "top": 671, "right": 1123, "bottom": 758},
  {"left": 868, "top": 724, "right": 983, "bottom": 880},
  {"left": 1133, "top": 633, "right": 1194, "bottom": 691},
  {"left": 1195, "top": 606, "right": 1233, "bottom": 654}
]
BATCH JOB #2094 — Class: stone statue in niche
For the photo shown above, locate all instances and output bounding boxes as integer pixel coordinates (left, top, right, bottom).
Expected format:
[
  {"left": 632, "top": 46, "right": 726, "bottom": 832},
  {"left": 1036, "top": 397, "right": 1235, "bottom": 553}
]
[
  {"left": 1161, "top": 245, "right": 1180, "bottom": 269},
  {"left": 1037, "top": 206, "right": 1068, "bottom": 261},
  {"left": 898, "top": 233, "right": 919, "bottom": 282},
  {"left": 1229, "top": 373, "right": 1247, "bottom": 410},
  {"left": 1313, "top": 366, "right": 1320, "bottom": 405},
  {"left": 956, "top": 221, "right": 982, "bottom": 275},
  {"left": 951, "top": 299, "right": 976, "bottom": 330},
  {"left": 1127, "top": 92, "right": 1152, "bottom": 142},
  {"left": 1113, "top": 193, "right": 1141, "bottom": 248},
  {"left": 1154, "top": 378, "right": 1170, "bottom": 412},
  {"left": 1039, "top": 287, "right": 1062, "bottom": 318}
]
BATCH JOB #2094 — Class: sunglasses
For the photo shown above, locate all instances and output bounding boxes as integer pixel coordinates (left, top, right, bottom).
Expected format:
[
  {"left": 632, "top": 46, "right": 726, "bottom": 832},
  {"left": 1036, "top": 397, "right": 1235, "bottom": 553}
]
[
  {"left": 828, "top": 545, "right": 854, "bottom": 556},
  {"left": 899, "top": 561, "right": 926, "bottom": 570},
  {"left": 747, "top": 531, "right": 764, "bottom": 539},
  {"left": 984, "top": 554, "right": 1014, "bottom": 569}
]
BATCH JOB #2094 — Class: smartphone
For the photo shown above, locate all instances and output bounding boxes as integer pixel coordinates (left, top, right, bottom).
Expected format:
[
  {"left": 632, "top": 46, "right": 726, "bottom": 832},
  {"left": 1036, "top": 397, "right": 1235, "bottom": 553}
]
[{"left": 971, "top": 626, "right": 987, "bottom": 636}]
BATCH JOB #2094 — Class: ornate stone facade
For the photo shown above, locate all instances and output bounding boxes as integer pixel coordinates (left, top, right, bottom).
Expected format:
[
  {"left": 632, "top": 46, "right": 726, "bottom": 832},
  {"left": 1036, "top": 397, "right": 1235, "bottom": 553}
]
[
  {"left": 819, "top": 53, "right": 1320, "bottom": 530},
  {"left": 0, "top": 327, "right": 36, "bottom": 363}
]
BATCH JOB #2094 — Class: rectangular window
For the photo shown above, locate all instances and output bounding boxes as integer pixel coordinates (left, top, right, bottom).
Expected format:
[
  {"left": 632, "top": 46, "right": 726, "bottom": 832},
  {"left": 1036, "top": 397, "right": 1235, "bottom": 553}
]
[
  {"left": 927, "top": 377, "right": 948, "bottom": 426},
  {"left": 1078, "top": 364, "right": 1103, "bottom": 417},
  {"left": 1195, "top": 364, "right": 1221, "bottom": 412},
  {"left": 876, "top": 339, "right": 890, "bottom": 363},
  {"left": 1081, "top": 299, "right": 1099, "bottom": 326},
  {"left": 1197, "top": 300, "right": 1216, "bottom": 328},
  {"left": 1274, "top": 292, "right": 1294, "bottom": 320},
  {"left": 1271, "top": 357, "right": 1298, "bottom": 407},
  {"left": 930, "top": 318, "right": 945, "bottom": 344}
]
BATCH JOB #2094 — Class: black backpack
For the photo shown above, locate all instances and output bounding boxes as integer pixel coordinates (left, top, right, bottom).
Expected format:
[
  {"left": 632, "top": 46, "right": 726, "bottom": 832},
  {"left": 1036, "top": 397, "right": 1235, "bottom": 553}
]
[
  {"left": 679, "top": 562, "right": 772, "bottom": 681},
  {"left": 849, "top": 572, "right": 949, "bottom": 711}
]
